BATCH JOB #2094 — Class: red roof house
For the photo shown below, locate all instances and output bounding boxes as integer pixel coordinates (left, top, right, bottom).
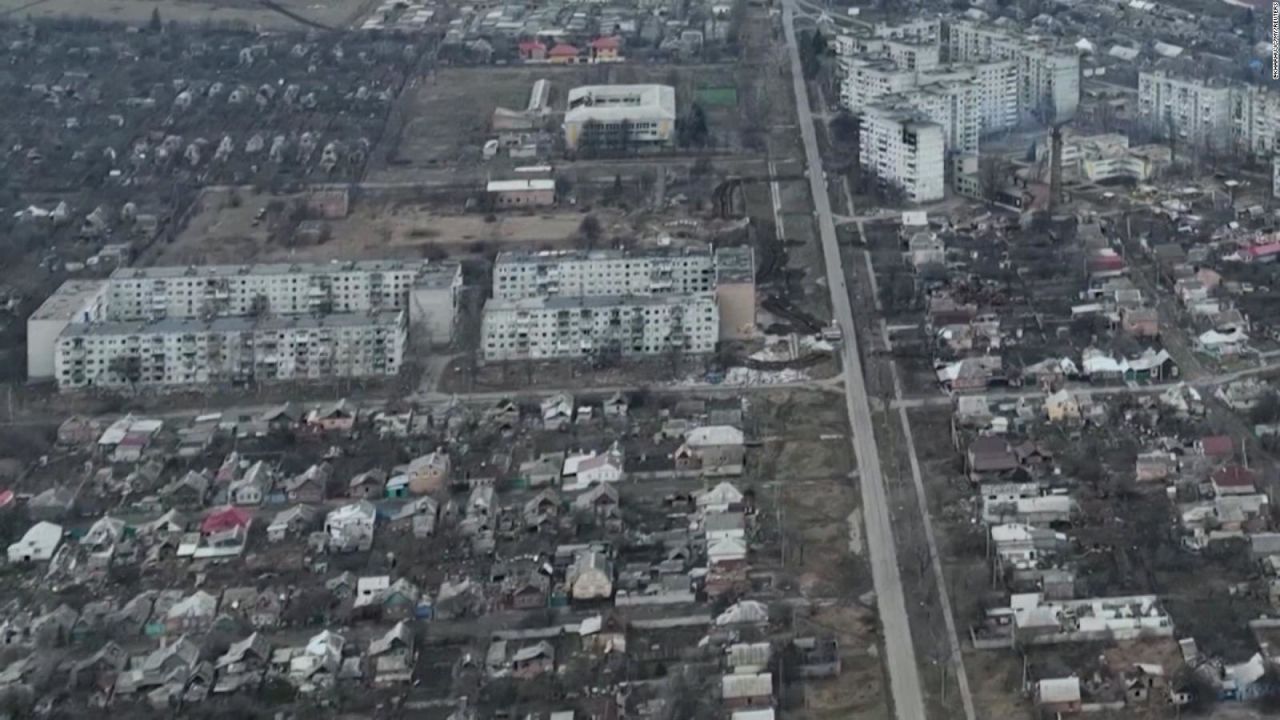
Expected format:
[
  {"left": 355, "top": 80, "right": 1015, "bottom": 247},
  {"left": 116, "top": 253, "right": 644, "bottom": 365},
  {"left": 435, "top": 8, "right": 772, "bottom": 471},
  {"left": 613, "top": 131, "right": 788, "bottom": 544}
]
[
  {"left": 1198, "top": 435, "right": 1234, "bottom": 460},
  {"left": 590, "top": 36, "right": 623, "bottom": 62},
  {"left": 548, "top": 43, "right": 580, "bottom": 63},
  {"left": 1212, "top": 465, "right": 1257, "bottom": 496},
  {"left": 518, "top": 40, "right": 547, "bottom": 61},
  {"left": 201, "top": 506, "right": 253, "bottom": 535}
]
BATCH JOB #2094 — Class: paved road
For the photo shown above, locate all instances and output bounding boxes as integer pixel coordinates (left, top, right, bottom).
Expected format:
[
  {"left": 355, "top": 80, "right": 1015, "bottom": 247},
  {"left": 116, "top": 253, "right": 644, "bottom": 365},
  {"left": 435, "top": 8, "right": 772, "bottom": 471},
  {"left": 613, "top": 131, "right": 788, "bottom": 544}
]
[{"left": 779, "top": 4, "right": 927, "bottom": 719}]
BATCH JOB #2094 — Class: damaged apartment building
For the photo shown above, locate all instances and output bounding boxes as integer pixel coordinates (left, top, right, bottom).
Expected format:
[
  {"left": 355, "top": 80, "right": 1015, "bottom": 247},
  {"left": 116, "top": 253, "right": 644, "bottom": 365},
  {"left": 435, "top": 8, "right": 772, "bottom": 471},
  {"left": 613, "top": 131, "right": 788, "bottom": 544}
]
[
  {"left": 835, "top": 18, "right": 1081, "bottom": 200},
  {"left": 28, "top": 260, "right": 462, "bottom": 390},
  {"left": 481, "top": 245, "right": 755, "bottom": 361}
]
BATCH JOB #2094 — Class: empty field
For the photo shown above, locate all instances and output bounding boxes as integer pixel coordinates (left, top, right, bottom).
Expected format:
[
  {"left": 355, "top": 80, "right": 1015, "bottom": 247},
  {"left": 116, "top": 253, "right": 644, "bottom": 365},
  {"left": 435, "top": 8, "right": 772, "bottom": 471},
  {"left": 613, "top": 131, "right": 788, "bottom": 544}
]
[
  {"left": 0, "top": 0, "right": 372, "bottom": 29},
  {"left": 153, "top": 188, "right": 625, "bottom": 266}
]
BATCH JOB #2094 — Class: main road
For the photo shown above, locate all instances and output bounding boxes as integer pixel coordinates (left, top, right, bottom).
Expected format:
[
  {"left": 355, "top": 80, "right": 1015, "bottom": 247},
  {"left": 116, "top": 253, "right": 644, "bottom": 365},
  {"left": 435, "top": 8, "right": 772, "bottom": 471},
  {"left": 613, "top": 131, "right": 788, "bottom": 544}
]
[{"left": 779, "top": 2, "right": 928, "bottom": 719}]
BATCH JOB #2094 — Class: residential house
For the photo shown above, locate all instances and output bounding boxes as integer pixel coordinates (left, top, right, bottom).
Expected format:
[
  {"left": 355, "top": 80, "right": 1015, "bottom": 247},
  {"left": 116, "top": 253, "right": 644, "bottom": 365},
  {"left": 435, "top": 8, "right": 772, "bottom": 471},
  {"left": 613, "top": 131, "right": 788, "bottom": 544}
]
[
  {"left": 1135, "top": 452, "right": 1178, "bottom": 482},
  {"left": 1198, "top": 435, "right": 1235, "bottom": 461},
  {"left": 201, "top": 506, "right": 253, "bottom": 536},
  {"left": 708, "top": 536, "right": 748, "bottom": 568},
  {"left": 1044, "top": 389, "right": 1082, "bottom": 423},
  {"left": 505, "top": 573, "right": 551, "bottom": 610},
  {"left": 28, "top": 487, "right": 75, "bottom": 521},
  {"left": 1213, "top": 465, "right": 1257, "bottom": 496},
  {"left": 306, "top": 400, "right": 357, "bottom": 432},
  {"left": 512, "top": 641, "right": 555, "bottom": 678},
  {"left": 523, "top": 489, "right": 561, "bottom": 531},
  {"left": 162, "top": 471, "right": 211, "bottom": 511},
  {"left": 406, "top": 451, "right": 450, "bottom": 495},
  {"left": 267, "top": 505, "right": 317, "bottom": 542},
  {"left": 385, "top": 473, "right": 410, "bottom": 499},
  {"left": 518, "top": 452, "right": 565, "bottom": 488},
  {"left": 165, "top": 591, "right": 218, "bottom": 635},
  {"left": 32, "top": 605, "right": 78, "bottom": 647},
  {"left": 590, "top": 36, "right": 623, "bottom": 62},
  {"left": 286, "top": 630, "right": 345, "bottom": 692},
  {"left": 382, "top": 578, "right": 424, "bottom": 621},
  {"left": 229, "top": 461, "right": 272, "bottom": 506},
  {"left": 72, "top": 600, "right": 116, "bottom": 643},
  {"left": 349, "top": 469, "right": 387, "bottom": 500},
  {"left": 69, "top": 640, "right": 128, "bottom": 693},
  {"left": 603, "top": 392, "right": 628, "bottom": 418},
  {"left": 547, "top": 44, "right": 579, "bottom": 64},
  {"left": 1198, "top": 327, "right": 1249, "bottom": 357},
  {"left": 678, "top": 426, "right": 746, "bottom": 476},
  {"left": 563, "top": 446, "right": 624, "bottom": 490},
  {"left": 7, "top": 521, "right": 62, "bottom": 563},
  {"left": 937, "top": 356, "right": 1002, "bottom": 392},
  {"left": 518, "top": 40, "right": 547, "bottom": 62},
  {"left": 214, "top": 632, "right": 271, "bottom": 694},
  {"left": 542, "top": 393, "right": 574, "bottom": 431},
  {"left": 80, "top": 515, "right": 126, "bottom": 563},
  {"left": 260, "top": 402, "right": 302, "bottom": 431},
  {"left": 573, "top": 483, "right": 620, "bottom": 518},
  {"left": 57, "top": 415, "right": 100, "bottom": 446},
  {"left": 368, "top": 621, "right": 414, "bottom": 686},
  {"left": 325, "top": 501, "right": 377, "bottom": 553},
  {"left": 285, "top": 463, "right": 332, "bottom": 504},
  {"left": 1123, "top": 663, "right": 1169, "bottom": 705},
  {"left": 114, "top": 635, "right": 201, "bottom": 700},
  {"left": 966, "top": 436, "right": 1019, "bottom": 483},
  {"left": 722, "top": 673, "right": 774, "bottom": 710},
  {"left": 704, "top": 510, "right": 747, "bottom": 541},
  {"left": 569, "top": 549, "right": 613, "bottom": 600},
  {"left": 697, "top": 481, "right": 745, "bottom": 513},
  {"left": 726, "top": 643, "right": 772, "bottom": 674},
  {"left": 1035, "top": 677, "right": 1082, "bottom": 714}
]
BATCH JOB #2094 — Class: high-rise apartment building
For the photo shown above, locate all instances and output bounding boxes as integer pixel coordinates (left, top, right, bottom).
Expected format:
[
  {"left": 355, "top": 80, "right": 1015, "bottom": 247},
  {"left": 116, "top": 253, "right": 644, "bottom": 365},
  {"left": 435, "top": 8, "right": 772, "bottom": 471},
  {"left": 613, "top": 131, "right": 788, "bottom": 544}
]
[{"left": 859, "top": 104, "right": 947, "bottom": 202}]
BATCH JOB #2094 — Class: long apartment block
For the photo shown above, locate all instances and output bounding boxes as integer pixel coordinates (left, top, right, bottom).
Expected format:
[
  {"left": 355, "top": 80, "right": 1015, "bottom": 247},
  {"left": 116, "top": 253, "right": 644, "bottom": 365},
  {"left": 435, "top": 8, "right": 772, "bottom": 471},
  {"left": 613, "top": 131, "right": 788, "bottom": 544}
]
[
  {"left": 29, "top": 260, "right": 461, "bottom": 390},
  {"left": 482, "top": 293, "right": 720, "bottom": 361},
  {"left": 487, "top": 245, "right": 756, "bottom": 349},
  {"left": 1137, "top": 71, "right": 1280, "bottom": 158}
]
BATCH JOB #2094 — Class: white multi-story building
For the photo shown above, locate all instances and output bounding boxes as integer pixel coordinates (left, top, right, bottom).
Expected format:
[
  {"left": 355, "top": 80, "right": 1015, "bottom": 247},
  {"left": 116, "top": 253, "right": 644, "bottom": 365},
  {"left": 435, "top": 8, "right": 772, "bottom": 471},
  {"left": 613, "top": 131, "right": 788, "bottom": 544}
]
[
  {"left": 492, "top": 247, "right": 715, "bottom": 301},
  {"left": 970, "top": 60, "right": 1020, "bottom": 133},
  {"left": 905, "top": 74, "right": 980, "bottom": 155},
  {"left": 859, "top": 103, "right": 946, "bottom": 203},
  {"left": 1137, "top": 72, "right": 1237, "bottom": 151},
  {"left": 1273, "top": 156, "right": 1280, "bottom": 199},
  {"left": 26, "top": 280, "right": 109, "bottom": 380},
  {"left": 945, "top": 22, "right": 1079, "bottom": 123},
  {"left": 105, "top": 260, "right": 439, "bottom": 320},
  {"left": 840, "top": 58, "right": 919, "bottom": 112},
  {"left": 1140, "top": 73, "right": 1280, "bottom": 159},
  {"left": 1238, "top": 86, "right": 1280, "bottom": 158},
  {"left": 30, "top": 260, "right": 459, "bottom": 389},
  {"left": 482, "top": 294, "right": 719, "bottom": 361},
  {"left": 563, "top": 85, "right": 676, "bottom": 151},
  {"left": 55, "top": 310, "right": 406, "bottom": 390},
  {"left": 870, "top": 17, "right": 942, "bottom": 41},
  {"left": 839, "top": 35, "right": 1022, "bottom": 139}
]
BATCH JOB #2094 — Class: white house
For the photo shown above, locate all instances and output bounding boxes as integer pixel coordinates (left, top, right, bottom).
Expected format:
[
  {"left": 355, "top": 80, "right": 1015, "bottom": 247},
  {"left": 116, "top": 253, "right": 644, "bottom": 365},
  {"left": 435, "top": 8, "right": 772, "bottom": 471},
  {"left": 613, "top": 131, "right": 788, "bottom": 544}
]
[
  {"left": 562, "top": 445, "right": 624, "bottom": 491},
  {"left": 7, "top": 522, "right": 63, "bottom": 563},
  {"left": 697, "top": 481, "right": 744, "bottom": 513},
  {"left": 325, "top": 501, "right": 377, "bottom": 552}
]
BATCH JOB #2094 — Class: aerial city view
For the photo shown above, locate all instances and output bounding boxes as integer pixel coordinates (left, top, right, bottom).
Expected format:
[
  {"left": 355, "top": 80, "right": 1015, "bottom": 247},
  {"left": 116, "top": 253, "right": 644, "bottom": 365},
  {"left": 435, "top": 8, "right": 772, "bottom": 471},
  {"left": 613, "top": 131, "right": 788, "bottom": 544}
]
[{"left": 0, "top": 0, "right": 1277, "bottom": 716}]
